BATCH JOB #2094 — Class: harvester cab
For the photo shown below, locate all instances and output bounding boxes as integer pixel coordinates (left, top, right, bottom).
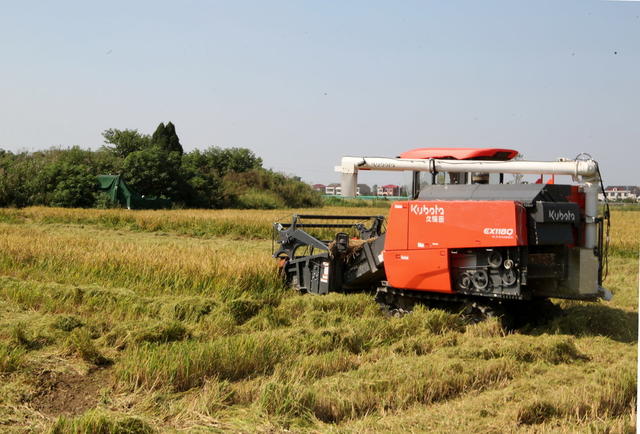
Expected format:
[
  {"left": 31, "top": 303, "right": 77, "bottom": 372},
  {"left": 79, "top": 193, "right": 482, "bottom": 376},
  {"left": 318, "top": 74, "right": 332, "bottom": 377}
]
[{"left": 273, "top": 148, "right": 611, "bottom": 310}]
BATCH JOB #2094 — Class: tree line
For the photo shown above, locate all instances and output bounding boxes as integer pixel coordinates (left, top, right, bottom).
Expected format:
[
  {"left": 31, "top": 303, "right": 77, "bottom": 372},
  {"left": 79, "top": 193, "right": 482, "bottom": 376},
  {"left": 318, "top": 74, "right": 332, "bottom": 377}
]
[{"left": 0, "top": 122, "right": 322, "bottom": 209}]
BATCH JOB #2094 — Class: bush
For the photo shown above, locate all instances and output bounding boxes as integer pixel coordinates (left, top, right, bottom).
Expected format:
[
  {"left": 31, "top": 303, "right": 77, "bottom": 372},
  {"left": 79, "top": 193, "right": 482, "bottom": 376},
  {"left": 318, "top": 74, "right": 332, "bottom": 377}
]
[
  {"left": 236, "top": 190, "right": 285, "bottom": 209},
  {"left": 222, "top": 168, "right": 322, "bottom": 208},
  {"left": 95, "top": 192, "right": 120, "bottom": 209}
]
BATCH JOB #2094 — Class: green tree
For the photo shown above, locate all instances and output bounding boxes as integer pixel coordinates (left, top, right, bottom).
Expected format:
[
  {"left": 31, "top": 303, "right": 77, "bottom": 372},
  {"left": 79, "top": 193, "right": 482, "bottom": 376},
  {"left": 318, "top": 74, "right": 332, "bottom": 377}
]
[
  {"left": 110, "top": 122, "right": 187, "bottom": 202},
  {"left": 39, "top": 147, "right": 98, "bottom": 207},
  {"left": 48, "top": 165, "right": 97, "bottom": 207},
  {"left": 221, "top": 147, "right": 262, "bottom": 174},
  {"left": 152, "top": 122, "right": 183, "bottom": 155},
  {"left": 123, "top": 147, "right": 183, "bottom": 199},
  {"left": 164, "top": 122, "right": 183, "bottom": 155},
  {"left": 101, "top": 129, "right": 150, "bottom": 158},
  {"left": 181, "top": 146, "right": 263, "bottom": 207},
  {"left": 181, "top": 150, "right": 222, "bottom": 207},
  {"left": 0, "top": 150, "right": 49, "bottom": 206},
  {"left": 186, "top": 147, "right": 262, "bottom": 176},
  {"left": 92, "top": 148, "right": 124, "bottom": 175}
]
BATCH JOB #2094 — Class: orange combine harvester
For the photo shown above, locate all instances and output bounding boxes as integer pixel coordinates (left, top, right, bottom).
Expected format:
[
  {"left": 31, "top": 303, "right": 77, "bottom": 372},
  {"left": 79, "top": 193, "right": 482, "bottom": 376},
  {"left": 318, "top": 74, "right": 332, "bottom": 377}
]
[{"left": 273, "top": 148, "right": 610, "bottom": 319}]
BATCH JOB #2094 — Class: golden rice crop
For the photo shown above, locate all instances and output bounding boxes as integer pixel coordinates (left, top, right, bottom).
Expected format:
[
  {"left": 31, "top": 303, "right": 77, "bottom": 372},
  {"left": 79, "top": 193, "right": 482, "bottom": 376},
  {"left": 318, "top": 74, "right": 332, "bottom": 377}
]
[
  {"left": 0, "top": 206, "right": 386, "bottom": 240},
  {"left": 608, "top": 209, "right": 640, "bottom": 257},
  {"left": 0, "top": 224, "right": 278, "bottom": 296}
]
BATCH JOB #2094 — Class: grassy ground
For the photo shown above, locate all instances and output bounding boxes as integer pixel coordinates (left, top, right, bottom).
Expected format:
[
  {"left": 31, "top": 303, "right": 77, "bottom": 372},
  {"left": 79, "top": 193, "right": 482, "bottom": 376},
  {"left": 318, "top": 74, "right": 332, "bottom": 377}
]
[{"left": 0, "top": 206, "right": 637, "bottom": 433}]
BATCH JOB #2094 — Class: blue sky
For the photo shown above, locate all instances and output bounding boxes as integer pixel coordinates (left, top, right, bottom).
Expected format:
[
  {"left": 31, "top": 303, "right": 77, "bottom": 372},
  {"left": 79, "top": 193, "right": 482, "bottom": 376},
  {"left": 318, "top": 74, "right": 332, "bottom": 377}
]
[{"left": 0, "top": 1, "right": 638, "bottom": 185}]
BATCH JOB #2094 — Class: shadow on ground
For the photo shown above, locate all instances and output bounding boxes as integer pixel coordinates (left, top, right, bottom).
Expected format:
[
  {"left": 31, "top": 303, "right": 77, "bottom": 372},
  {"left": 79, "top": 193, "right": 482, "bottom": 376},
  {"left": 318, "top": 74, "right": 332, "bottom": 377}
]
[{"left": 522, "top": 302, "right": 638, "bottom": 343}]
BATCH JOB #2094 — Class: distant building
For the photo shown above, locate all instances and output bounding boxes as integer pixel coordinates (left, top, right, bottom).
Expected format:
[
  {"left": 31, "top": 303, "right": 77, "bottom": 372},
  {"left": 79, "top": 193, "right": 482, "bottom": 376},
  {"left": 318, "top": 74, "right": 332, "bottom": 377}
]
[
  {"left": 600, "top": 186, "right": 640, "bottom": 201},
  {"left": 378, "top": 184, "right": 400, "bottom": 196},
  {"left": 357, "top": 184, "right": 372, "bottom": 196},
  {"left": 318, "top": 182, "right": 372, "bottom": 196},
  {"left": 325, "top": 183, "right": 342, "bottom": 195}
]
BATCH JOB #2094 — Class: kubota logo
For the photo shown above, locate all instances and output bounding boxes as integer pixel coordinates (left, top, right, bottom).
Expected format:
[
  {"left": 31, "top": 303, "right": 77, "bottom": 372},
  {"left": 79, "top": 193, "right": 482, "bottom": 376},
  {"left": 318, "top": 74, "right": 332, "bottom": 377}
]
[
  {"left": 483, "top": 228, "right": 514, "bottom": 236},
  {"left": 410, "top": 204, "right": 445, "bottom": 216},
  {"left": 548, "top": 209, "right": 576, "bottom": 222}
]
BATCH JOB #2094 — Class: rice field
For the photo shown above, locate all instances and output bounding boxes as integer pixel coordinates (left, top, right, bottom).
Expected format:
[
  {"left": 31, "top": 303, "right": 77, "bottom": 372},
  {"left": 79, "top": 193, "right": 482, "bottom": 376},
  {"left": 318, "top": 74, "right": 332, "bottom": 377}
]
[{"left": 0, "top": 206, "right": 637, "bottom": 432}]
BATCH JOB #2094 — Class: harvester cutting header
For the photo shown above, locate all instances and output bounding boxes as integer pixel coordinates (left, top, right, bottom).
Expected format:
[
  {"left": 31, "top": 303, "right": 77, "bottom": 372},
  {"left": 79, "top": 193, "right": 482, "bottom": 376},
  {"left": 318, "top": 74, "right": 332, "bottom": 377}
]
[{"left": 273, "top": 148, "right": 610, "bottom": 312}]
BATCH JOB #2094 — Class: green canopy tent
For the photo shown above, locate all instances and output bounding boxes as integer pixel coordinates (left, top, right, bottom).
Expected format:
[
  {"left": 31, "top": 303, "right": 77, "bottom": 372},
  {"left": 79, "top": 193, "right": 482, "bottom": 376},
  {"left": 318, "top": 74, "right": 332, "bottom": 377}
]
[{"left": 96, "top": 175, "right": 172, "bottom": 210}]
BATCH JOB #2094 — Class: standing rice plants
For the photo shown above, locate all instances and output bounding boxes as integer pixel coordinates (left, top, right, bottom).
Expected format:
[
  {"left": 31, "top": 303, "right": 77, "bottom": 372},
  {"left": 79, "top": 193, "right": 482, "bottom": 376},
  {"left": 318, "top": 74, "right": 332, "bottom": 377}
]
[
  {"left": 0, "top": 206, "right": 387, "bottom": 240},
  {"left": 608, "top": 210, "right": 640, "bottom": 258},
  {"left": 0, "top": 225, "right": 280, "bottom": 297}
]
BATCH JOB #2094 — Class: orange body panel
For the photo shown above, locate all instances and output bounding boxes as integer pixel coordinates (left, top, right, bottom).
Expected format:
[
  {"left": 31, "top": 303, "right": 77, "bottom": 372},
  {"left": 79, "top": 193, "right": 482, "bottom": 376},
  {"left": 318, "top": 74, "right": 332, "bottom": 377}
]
[
  {"left": 385, "top": 202, "right": 409, "bottom": 250},
  {"left": 384, "top": 249, "right": 452, "bottom": 292},
  {"left": 384, "top": 200, "right": 527, "bottom": 292},
  {"left": 406, "top": 200, "right": 527, "bottom": 249}
]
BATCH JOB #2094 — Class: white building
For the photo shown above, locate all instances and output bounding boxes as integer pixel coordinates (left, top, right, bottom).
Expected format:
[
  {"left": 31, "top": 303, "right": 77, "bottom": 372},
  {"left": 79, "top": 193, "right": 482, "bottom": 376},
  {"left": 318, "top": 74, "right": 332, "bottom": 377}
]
[
  {"left": 325, "top": 183, "right": 342, "bottom": 195},
  {"left": 325, "top": 183, "right": 365, "bottom": 196},
  {"left": 600, "top": 186, "right": 640, "bottom": 202}
]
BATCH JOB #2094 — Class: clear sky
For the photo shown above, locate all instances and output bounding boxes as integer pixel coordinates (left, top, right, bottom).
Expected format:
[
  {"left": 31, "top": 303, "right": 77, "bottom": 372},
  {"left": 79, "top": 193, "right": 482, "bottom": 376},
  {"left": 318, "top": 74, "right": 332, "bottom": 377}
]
[{"left": 0, "top": 1, "right": 638, "bottom": 186}]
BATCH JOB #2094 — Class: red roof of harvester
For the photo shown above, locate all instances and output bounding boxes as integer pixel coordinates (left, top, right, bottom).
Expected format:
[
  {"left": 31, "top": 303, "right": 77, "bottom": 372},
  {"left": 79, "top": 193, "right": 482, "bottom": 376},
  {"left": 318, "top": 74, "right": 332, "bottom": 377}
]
[{"left": 399, "top": 148, "right": 519, "bottom": 161}]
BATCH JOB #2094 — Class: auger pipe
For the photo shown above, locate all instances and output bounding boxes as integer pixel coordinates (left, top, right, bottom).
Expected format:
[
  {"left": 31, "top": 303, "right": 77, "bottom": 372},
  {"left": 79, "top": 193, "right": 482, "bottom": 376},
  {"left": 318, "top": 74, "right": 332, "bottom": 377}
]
[
  {"left": 335, "top": 156, "right": 601, "bottom": 249},
  {"left": 335, "top": 156, "right": 598, "bottom": 177}
]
